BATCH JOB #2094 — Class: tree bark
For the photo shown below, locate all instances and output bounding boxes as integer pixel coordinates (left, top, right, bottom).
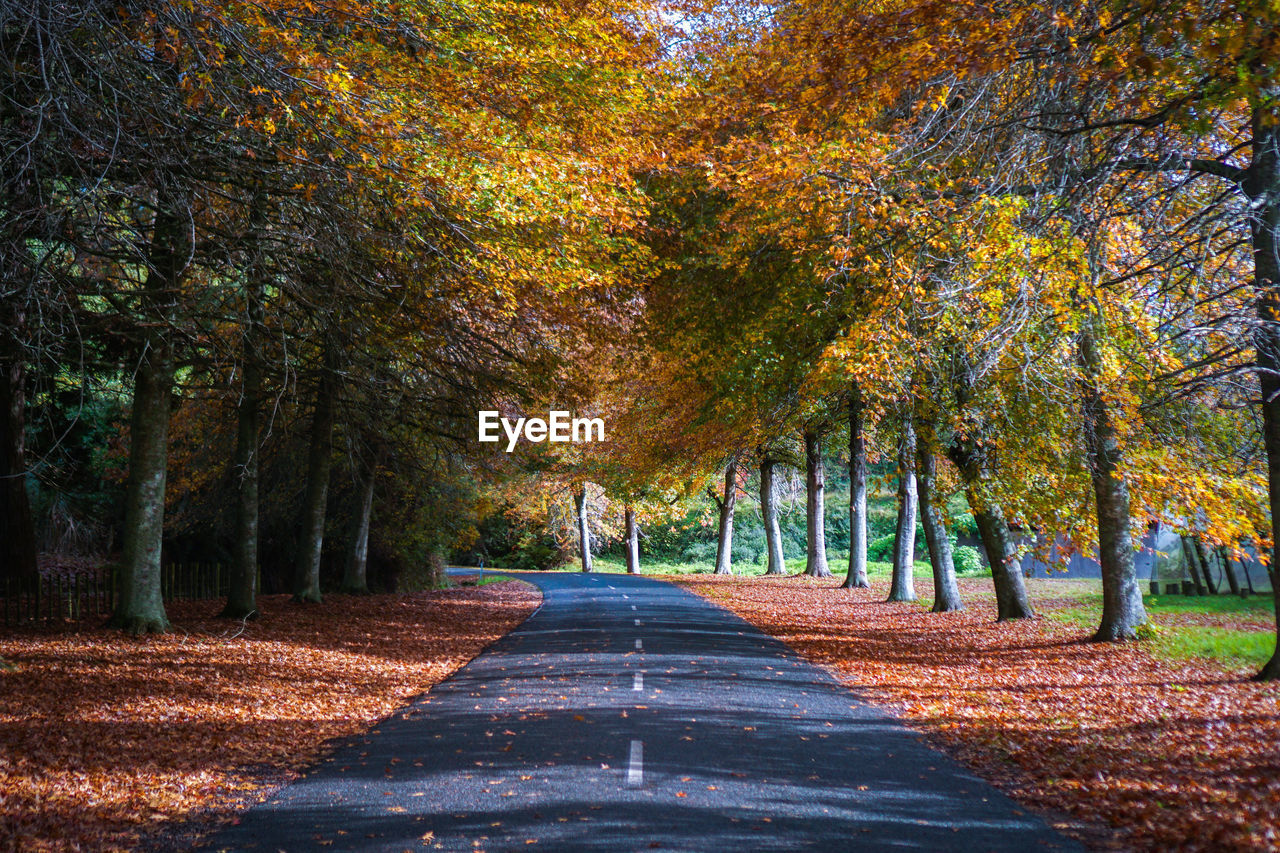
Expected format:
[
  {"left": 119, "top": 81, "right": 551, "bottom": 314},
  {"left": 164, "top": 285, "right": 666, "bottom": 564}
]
[
  {"left": 1217, "top": 546, "right": 1244, "bottom": 597},
  {"left": 712, "top": 458, "right": 737, "bottom": 575},
  {"left": 844, "top": 383, "right": 869, "bottom": 589},
  {"left": 0, "top": 356, "right": 37, "bottom": 587},
  {"left": 947, "top": 440, "right": 1035, "bottom": 620},
  {"left": 341, "top": 446, "right": 375, "bottom": 594},
  {"left": 575, "top": 486, "right": 592, "bottom": 572},
  {"left": 803, "top": 429, "right": 831, "bottom": 577},
  {"left": 760, "top": 455, "right": 786, "bottom": 576},
  {"left": 1181, "top": 537, "right": 1207, "bottom": 596},
  {"left": 1192, "top": 538, "right": 1219, "bottom": 594},
  {"left": 624, "top": 506, "right": 640, "bottom": 574},
  {"left": 109, "top": 199, "right": 189, "bottom": 635},
  {"left": 1080, "top": 316, "right": 1147, "bottom": 641},
  {"left": 1252, "top": 112, "right": 1280, "bottom": 679},
  {"left": 292, "top": 345, "right": 338, "bottom": 603},
  {"left": 917, "top": 438, "right": 962, "bottom": 612},
  {"left": 888, "top": 420, "right": 918, "bottom": 602},
  {"left": 220, "top": 274, "right": 264, "bottom": 619}
]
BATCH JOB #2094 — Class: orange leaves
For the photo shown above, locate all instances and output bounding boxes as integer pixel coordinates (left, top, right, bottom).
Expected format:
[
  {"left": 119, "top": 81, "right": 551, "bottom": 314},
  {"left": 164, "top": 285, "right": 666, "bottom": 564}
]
[{"left": 0, "top": 583, "right": 539, "bottom": 851}]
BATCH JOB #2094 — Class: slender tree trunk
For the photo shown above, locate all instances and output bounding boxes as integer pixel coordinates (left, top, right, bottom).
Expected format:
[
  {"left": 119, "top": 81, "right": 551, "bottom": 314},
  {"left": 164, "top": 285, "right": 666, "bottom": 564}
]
[
  {"left": 948, "top": 443, "right": 1034, "bottom": 620},
  {"left": 110, "top": 200, "right": 189, "bottom": 635},
  {"left": 947, "top": 356, "right": 1034, "bottom": 620},
  {"left": 292, "top": 346, "right": 338, "bottom": 603},
  {"left": 341, "top": 446, "right": 375, "bottom": 594},
  {"left": 575, "top": 486, "right": 592, "bottom": 572},
  {"left": 760, "top": 456, "right": 786, "bottom": 576},
  {"left": 625, "top": 506, "right": 640, "bottom": 574},
  {"left": 1181, "top": 537, "right": 1207, "bottom": 596},
  {"left": 888, "top": 421, "right": 918, "bottom": 602},
  {"left": 1217, "top": 546, "right": 1244, "bottom": 597},
  {"left": 844, "top": 383, "right": 869, "bottom": 589},
  {"left": 0, "top": 355, "right": 37, "bottom": 587},
  {"left": 220, "top": 275, "right": 264, "bottom": 619},
  {"left": 1193, "top": 538, "right": 1219, "bottom": 594},
  {"left": 1241, "top": 103, "right": 1278, "bottom": 678},
  {"left": 917, "top": 438, "right": 961, "bottom": 612},
  {"left": 1080, "top": 317, "right": 1147, "bottom": 641},
  {"left": 713, "top": 458, "right": 737, "bottom": 575},
  {"left": 803, "top": 430, "right": 831, "bottom": 577}
]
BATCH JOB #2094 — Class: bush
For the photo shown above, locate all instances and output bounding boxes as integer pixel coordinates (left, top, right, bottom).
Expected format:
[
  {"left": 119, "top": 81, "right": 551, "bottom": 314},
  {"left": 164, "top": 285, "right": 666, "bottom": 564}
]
[
  {"left": 953, "top": 545, "right": 985, "bottom": 576},
  {"left": 868, "top": 533, "right": 896, "bottom": 562}
]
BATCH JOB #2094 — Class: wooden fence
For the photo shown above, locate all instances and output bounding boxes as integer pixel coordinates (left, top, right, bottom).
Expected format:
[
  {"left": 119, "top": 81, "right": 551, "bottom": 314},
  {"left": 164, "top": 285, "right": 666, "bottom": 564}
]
[{"left": 1, "top": 563, "right": 240, "bottom": 628}]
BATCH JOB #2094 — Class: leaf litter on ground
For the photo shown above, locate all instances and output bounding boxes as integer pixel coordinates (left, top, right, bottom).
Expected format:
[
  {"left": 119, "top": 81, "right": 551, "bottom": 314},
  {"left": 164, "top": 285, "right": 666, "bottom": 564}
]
[
  {"left": 673, "top": 574, "right": 1280, "bottom": 852},
  {"left": 0, "top": 581, "right": 539, "bottom": 852}
]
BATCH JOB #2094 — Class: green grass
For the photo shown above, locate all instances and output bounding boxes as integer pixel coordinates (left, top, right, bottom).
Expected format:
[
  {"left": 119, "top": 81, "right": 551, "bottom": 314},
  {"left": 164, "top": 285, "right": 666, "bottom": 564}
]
[
  {"left": 1151, "top": 625, "right": 1276, "bottom": 670},
  {"left": 1144, "top": 593, "right": 1274, "bottom": 617},
  {"left": 1042, "top": 585, "right": 1276, "bottom": 669}
]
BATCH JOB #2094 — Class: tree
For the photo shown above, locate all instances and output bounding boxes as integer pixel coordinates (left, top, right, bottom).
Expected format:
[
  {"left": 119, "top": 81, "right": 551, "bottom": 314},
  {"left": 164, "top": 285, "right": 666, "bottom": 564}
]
[
  {"left": 803, "top": 429, "right": 832, "bottom": 578},
  {"left": 709, "top": 454, "right": 740, "bottom": 575}
]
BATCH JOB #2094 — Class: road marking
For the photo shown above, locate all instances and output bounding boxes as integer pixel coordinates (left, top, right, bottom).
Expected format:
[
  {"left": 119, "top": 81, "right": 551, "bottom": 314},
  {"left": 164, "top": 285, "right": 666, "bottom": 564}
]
[
  {"left": 633, "top": 672, "right": 643, "bottom": 691},
  {"left": 635, "top": 639, "right": 642, "bottom": 651},
  {"left": 627, "top": 739, "right": 643, "bottom": 787},
  {"left": 630, "top": 605, "right": 636, "bottom": 611},
  {"left": 634, "top": 618, "right": 641, "bottom": 626},
  {"left": 622, "top": 594, "right": 629, "bottom": 600}
]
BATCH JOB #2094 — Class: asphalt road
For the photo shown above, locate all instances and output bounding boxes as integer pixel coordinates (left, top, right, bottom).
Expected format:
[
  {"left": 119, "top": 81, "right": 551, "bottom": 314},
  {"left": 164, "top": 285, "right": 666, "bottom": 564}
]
[{"left": 202, "top": 570, "right": 1084, "bottom": 852}]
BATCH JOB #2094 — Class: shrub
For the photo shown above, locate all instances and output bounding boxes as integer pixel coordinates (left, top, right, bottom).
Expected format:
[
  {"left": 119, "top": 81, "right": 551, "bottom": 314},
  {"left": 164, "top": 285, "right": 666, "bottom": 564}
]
[
  {"left": 868, "top": 533, "right": 896, "bottom": 562},
  {"left": 953, "top": 545, "right": 985, "bottom": 576}
]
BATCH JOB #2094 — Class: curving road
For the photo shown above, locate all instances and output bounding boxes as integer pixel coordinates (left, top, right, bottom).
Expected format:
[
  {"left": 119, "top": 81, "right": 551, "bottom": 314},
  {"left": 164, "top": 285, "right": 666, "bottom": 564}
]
[{"left": 202, "top": 570, "right": 1083, "bottom": 852}]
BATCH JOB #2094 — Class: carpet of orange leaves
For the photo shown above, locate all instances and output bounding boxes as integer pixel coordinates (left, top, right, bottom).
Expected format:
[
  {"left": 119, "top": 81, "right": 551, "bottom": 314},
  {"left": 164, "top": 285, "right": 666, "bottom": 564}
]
[
  {"left": 0, "top": 582, "right": 539, "bottom": 852},
  {"left": 674, "top": 574, "right": 1280, "bottom": 852}
]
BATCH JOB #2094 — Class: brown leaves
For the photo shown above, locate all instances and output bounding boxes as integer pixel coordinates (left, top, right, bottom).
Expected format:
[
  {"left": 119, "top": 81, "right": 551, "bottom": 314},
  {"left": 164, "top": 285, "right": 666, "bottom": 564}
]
[
  {"left": 0, "top": 582, "right": 538, "bottom": 851},
  {"left": 676, "top": 574, "right": 1280, "bottom": 852}
]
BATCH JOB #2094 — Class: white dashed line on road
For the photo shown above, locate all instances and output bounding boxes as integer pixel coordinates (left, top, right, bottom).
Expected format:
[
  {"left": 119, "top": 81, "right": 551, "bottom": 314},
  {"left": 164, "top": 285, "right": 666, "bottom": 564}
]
[
  {"left": 635, "top": 639, "right": 642, "bottom": 651},
  {"left": 627, "top": 739, "right": 643, "bottom": 787},
  {"left": 634, "top": 618, "right": 641, "bottom": 626},
  {"left": 633, "top": 672, "right": 643, "bottom": 691}
]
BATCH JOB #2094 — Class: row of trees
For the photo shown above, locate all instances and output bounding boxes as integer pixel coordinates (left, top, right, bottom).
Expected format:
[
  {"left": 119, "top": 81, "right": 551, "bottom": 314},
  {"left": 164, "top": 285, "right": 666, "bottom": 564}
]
[
  {"left": 1, "top": 0, "right": 661, "bottom": 630},
  {"left": 6, "top": 1, "right": 1279, "bottom": 684},
  {"left": 510, "top": 0, "right": 1278, "bottom": 682}
]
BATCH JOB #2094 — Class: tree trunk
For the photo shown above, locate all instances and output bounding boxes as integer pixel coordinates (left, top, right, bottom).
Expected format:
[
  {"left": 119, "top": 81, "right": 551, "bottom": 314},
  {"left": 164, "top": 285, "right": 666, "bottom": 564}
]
[
  {"left": 713, "top": 458, "right": 737, "bottom": 575},
  {"left": 341, "top": 447, "right": 375, "bottom": 594},
  {"left": 220, "top": 275, "right": 264, "bottom": 620},
  {"left": 110, "top": 199, "right": 189, "bottom": 635},
  {"left": 1217, "top": 546, "right": 1244, "bottom": 597},
  {"left": 760, "top": 456, "right": 786, "bottom": 576},
  {"left": 1192, "top": 538, "right": 1219, "bottom": 594},
  {"left": 0, "top": 356, "right": 37, "bottom": 587},
  {"left": 292, "top": 347, "right": 338, "bottom": 603},
  {"left": 917, "top": 438, "right": 961, "bottom": 612},
  {"left": 110, "top": 340, "right": 174, "bottom": 634},
  {"left": 803, "top": 430, "right": 831, "bottom": 577},
  {"left": 844, "top": 382, "right": 869, "bottom": 589},
  {"left": 1080, "top": 318, "right": 1147, "bottom": 641},
  {"left": 625, "top": 506, "right": 640, "bottom": 574},
  {"left": 888, "top": 421, "right": 917, "bottom": 602},
  {"left": 948, "top": 443, "right": 1034, "bottom": 620},
  {"left": 1251, "top": 113, "right": 1280, "bottom": 678},
  {"left": 1181, "top": 537, "right": 1207, "bottom": 596},
  {"left": 575, "top": 486, "right": 592, "bottom": 572}
]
